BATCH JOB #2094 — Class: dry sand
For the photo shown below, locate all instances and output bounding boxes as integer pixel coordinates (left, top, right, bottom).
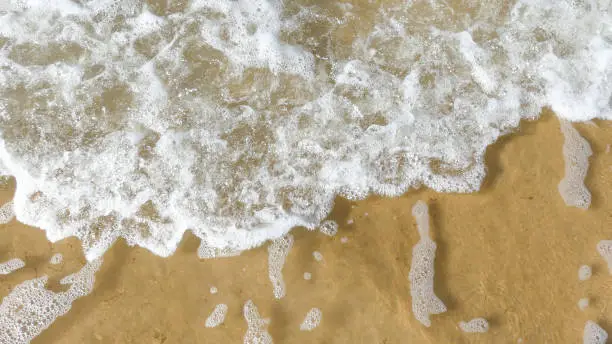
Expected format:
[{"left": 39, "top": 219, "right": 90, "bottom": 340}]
[{"left": 1, "top": 112, "right": 612, "bottom": 343}]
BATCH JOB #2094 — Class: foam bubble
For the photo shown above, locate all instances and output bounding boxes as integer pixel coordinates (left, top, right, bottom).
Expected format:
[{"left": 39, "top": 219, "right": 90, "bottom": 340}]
[
  {"left": 0, "top": 258, "right": 25, "bottom": 275},
  {"left": 49, "top": 253, "right": 63, "bottom": 265},
  {"left": 205, "top": 304, "right": 228, "bottom": 328},
  {"left": 578, "top": 265, "right": 592, "bottom": 281},
  {"left": 210, "top": 286, "right": 218, "bottom": 294},
  {"left": 300, "top": 308, "right": 322, "bottom": 331},
  {"left": 578, "top": 298, "right": 589, "bottom": 311},
  {"left": 409, "top": 201, "right": 446, "bottom": 327},
  {"left": 313, "top": 251, "right": 323, "bottom": 262},
  {"left": 303, "top": 272, "right": 311, "bottom": 280}
]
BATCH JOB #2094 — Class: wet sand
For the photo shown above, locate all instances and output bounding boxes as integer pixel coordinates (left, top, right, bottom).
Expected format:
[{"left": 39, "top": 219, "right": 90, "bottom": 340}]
[{"left": 1, "top": 112, "right": 612, "bottom": 343}]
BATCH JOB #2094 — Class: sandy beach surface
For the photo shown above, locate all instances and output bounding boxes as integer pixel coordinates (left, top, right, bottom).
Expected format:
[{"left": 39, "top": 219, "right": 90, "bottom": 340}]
[{"left": 1, "top": 112, "right": 611, "bottom": 343}]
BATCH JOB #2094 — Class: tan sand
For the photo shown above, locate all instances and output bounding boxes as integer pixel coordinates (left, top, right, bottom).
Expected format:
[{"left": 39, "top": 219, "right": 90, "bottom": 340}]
[{"left": 0, "top": 112, "right": 611, "bottom": 343}]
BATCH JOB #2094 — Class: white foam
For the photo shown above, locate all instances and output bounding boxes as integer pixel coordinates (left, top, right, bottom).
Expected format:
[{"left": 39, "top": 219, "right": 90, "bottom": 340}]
[
  {"left": 409, "top": 201, "right": 446, "bottom": 327},
  {"left": 300, "top": 308, "right": 322, "bottom": 331},
  {"left": 268, "top": 234, "right": 293, "bottom": 299},
  {"left": 579, "top": 298, "right": 589, "bottom": 311},
  {"left": 205, "top": 304, "right": 228, "bottom": 328},
  {"left": 0, "top": 0, "right": 609, "bottom": 259},
  {"left": 243, "top": 300, "right": 273, "bottom": 344},
  {"left": 303, "top": 272, "right": 311, "bottom": 280},
  {"left": 459, "top": 318, "right": 489, "bottom": 333},
  {"left": 318, "top": 220, "right": 338, "bottom": 237},
  {"left": 210, "top": 286, "right": 218, "bottom": 294},
  {"left": 0, "top": 258, "right": 25, "bottom": 275},
  {"left": 584, "top": 321, "right": 608, "bottom": 344},
  {"left": 340, "top": 236, "right": 348, "bottom": 243},
  {"left": 313, "top": 251, "right": 323, "bottom": 262},
  {"left": 0, "top": 258, "right": 102, "bottom": 343},
  {"left": 597, "top": 240, "right": 612, "bottom": 273},
  {"left": 0, "top": 200, "right": 14, "bottom": 224},
  {"left": 49, "top": 253, "right": 63, "bottom": 265},
  {"left": 579, "top": 265, "right": 592, "bottom": 281},
  {"left": 558, "top": 120, "right": 592, "bottom": 209}
]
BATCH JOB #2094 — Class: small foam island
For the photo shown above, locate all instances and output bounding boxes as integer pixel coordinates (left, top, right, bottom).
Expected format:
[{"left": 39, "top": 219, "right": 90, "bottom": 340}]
[
  {"left": 205, "top": 304, "right": 228, "bottom": 328},
  {"left": 0, "top": 259, "right": 102, "bottom": 343},
  {"left": 0, "top": 200, "right": 14, "bottom": 224},
  {"left": 313, "top": 251, "right": 323, "bottom": 261},
  {"left": 558, "top": 120, "right": 592, "bottom": 209},
  {"left": 49, "top": 253, "right": 63, "bottom": 265},
  {"left": 243, "top": 300, "right": 273, "bottom": 344},
  {"left": 584, "top": 321, "right": 608, "bottom": 344},
  {"left": 300, "top": 308, "right": 322, "bottom": 331},
  {"left": 268, "top": 234, "right": 294, "bottom": 299},
  {"left": 459, "top": 318, "right": 489, "bottom": 333},
  {"left": 579, "top": 265, "right": 592, "bottom": 281},
  {"left": 597, "top": 240, "right": 612, "bottom": 273},
  {"left": 0, "top": 258, "right": 25, "bottom": 275},
  {"left": 578, "top": 298, "right": 589, "bottom": 311},
  {"left": 318, "top": 220, "right": 338, "bottom": 236},
  {"left": 409, "top": 201, "right": 447, "bottom": 327},
  {"left": 303, "top": 272, "right": 312, "bottom": 280}
]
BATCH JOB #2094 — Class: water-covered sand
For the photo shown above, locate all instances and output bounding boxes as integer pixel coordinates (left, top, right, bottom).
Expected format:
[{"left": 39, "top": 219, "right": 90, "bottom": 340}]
[{"left": 0, "top": 114, "right": 609, "bottom": 343}]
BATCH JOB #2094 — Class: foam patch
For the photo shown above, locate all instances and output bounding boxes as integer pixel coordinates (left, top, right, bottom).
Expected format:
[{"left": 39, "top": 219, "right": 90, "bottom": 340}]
[
  {"left": 268, "top": 234, "right": 294, "bottom": 299},
  {"left": 409, "top": 201, "right": 446, "bottom": 327},
  {"left": 205, "top": 304, "right": 228, "bottom": 328},
  {"left": 0, "top": 258, "right": 103, "bottom": 343},
  {"left": 300, "top": 308, "right": 322, "bottom": 331},
  {"left": 243, "top": 300, "right": 273, "bottom": 344},
  {"left": 558, "top": 120, "right": 592, "bottom": 209},
  {"left": 0, "top": 258, "right": 24, "bottom": 275}
]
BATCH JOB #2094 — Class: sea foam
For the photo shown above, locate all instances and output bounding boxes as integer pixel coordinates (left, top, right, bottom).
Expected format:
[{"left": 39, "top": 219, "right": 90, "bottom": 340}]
[{"left": 0, "top": 0, "right": 610, "bottom": 259}]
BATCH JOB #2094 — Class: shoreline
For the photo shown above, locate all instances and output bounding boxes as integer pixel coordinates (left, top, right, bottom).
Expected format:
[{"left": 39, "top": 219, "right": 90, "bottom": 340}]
[{"left": 0, "top": 113, "right": 611, "bottom": 343}]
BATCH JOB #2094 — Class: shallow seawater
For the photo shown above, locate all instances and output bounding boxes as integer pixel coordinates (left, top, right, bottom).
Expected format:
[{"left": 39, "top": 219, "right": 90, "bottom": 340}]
[{"left": 0, "top": 0, "right": 611, "bottom": 343}]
